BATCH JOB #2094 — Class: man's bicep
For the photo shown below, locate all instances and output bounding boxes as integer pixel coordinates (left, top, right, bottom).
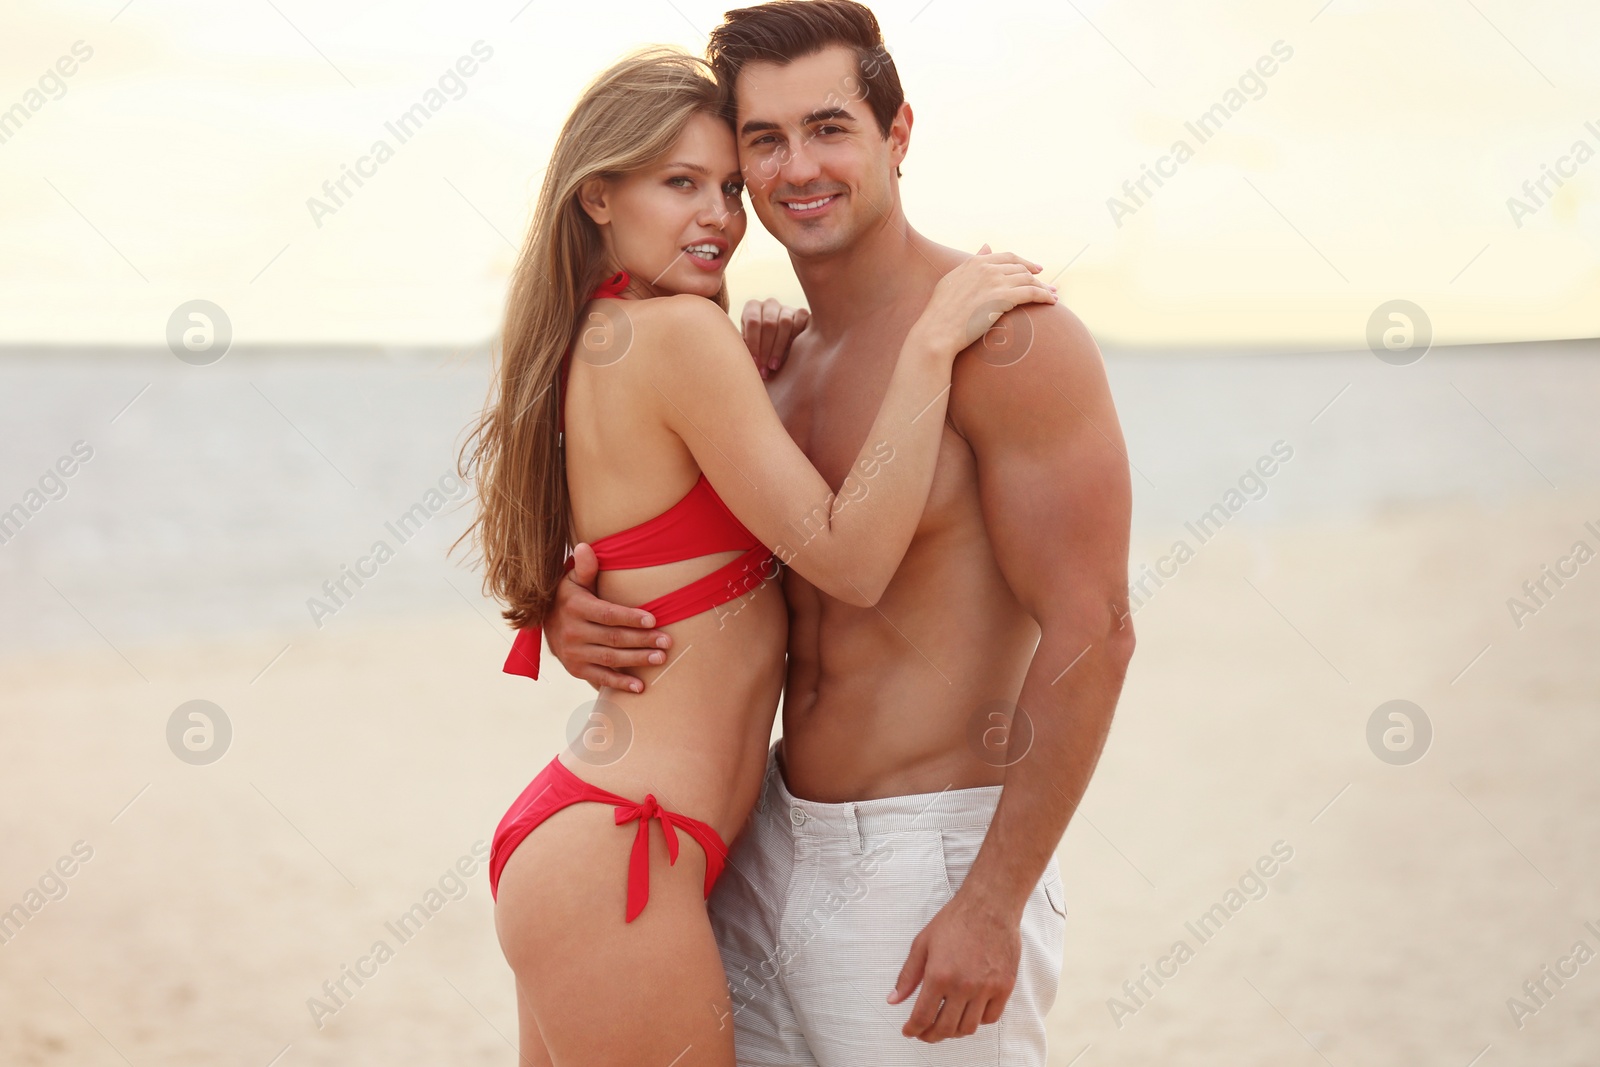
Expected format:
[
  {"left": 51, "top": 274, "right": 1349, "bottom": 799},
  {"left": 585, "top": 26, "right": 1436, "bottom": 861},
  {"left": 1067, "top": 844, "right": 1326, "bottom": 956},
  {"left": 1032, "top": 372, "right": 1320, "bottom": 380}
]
[{"left": 955, "top": 307, "right": 1133, "bottom": 630}]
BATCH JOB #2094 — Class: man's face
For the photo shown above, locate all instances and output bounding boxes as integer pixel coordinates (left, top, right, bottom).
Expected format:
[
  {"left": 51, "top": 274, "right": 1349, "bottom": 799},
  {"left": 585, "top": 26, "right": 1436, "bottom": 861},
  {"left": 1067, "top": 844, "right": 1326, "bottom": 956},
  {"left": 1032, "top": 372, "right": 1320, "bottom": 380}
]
[{"left": 733, "top": 45, "right": 902, "bottom": 259}]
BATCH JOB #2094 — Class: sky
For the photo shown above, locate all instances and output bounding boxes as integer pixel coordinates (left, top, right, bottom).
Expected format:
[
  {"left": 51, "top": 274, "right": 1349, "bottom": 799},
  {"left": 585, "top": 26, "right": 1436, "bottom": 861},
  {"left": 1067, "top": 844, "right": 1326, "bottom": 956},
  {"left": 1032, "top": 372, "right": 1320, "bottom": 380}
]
[{"left": 1, "top": 0, "right": 1596, "bottom": 348}]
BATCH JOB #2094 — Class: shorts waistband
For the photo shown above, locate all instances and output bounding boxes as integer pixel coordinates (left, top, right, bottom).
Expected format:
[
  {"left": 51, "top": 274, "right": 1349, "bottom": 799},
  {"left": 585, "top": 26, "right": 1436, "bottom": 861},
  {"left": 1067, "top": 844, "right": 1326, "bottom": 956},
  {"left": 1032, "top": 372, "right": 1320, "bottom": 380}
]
[{"left": 760, "top": 740, "right": 1001, "bottom": 841}]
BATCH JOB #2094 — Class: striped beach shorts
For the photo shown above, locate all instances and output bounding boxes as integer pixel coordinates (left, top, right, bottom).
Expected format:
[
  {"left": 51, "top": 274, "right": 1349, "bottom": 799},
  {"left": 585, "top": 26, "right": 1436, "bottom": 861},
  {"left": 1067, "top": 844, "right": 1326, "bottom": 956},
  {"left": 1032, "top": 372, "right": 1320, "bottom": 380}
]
[{"left": 708, "top": 740, "right": 1068, "bottom": 1066}]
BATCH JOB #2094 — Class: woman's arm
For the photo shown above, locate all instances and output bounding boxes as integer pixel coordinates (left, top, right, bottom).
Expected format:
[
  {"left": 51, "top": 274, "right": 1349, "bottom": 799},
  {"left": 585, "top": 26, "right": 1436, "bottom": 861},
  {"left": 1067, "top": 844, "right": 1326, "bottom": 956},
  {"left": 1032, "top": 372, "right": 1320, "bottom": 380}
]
[{"left": 643, "top": 251, "right": 1054, "bottom": 606}]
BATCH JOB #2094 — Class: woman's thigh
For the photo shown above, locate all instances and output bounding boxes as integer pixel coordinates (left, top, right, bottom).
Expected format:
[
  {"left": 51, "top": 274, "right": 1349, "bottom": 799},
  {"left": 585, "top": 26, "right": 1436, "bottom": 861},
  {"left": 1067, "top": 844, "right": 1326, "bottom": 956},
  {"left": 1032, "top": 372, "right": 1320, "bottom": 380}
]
[{"left": 495, "top": 801, "right": 735, "bottom": 1067}]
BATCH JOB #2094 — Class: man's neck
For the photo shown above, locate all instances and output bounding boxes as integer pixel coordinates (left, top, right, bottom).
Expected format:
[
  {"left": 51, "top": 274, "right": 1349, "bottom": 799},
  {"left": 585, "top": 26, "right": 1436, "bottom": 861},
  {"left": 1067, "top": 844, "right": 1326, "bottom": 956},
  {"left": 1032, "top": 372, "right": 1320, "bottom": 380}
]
[{"left": 790, "top": 207, "right": 943, "bottom": 339}]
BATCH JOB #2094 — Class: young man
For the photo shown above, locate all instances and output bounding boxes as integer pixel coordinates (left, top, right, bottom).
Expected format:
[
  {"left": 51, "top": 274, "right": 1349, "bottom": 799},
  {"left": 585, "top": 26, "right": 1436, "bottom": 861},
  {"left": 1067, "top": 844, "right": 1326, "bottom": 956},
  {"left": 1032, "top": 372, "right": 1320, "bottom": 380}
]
[{"left": 544, "top": 2, "right": 1134, "bottom": 1063}]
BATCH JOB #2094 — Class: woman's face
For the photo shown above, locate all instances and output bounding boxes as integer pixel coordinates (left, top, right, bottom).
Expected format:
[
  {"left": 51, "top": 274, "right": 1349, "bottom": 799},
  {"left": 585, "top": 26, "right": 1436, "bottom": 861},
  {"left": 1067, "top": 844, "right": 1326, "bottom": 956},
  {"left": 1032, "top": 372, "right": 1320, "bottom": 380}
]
[{"left": 585, "top": 111, "right": 747, "bottom": 299}]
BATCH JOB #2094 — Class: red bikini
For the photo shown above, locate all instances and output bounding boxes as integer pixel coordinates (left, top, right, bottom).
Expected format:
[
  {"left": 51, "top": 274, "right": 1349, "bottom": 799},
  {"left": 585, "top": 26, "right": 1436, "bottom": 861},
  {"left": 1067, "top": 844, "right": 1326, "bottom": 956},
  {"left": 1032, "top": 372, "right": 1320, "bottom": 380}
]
[
  {"left": 489, "top": 270, "right": 778, "bottom": 922},
  {"left": 488, "top": 755, "right": 731, "bottom": 922}
]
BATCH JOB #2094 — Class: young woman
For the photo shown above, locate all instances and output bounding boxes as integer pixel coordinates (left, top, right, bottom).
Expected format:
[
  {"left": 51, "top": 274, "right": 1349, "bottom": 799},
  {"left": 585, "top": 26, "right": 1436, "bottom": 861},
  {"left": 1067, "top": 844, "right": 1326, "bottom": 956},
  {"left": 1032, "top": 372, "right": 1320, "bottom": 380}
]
[{"left": 456, "top": 47, "right": 1054, "bottom": 1067}]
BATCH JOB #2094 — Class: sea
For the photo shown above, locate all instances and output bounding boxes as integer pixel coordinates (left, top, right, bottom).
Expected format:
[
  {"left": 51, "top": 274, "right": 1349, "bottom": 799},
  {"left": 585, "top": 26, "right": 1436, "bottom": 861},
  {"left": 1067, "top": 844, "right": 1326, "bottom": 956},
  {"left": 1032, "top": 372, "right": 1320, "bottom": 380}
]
[{"left": 1, "top": 338, "right": 1596, "bottom": 653}]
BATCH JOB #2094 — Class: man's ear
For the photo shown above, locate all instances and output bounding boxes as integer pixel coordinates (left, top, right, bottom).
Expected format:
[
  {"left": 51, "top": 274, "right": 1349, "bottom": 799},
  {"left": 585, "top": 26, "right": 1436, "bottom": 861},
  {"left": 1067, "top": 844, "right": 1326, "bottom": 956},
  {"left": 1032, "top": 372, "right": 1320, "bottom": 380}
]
[
  {"left": 577, "top": 176, "right": 612, "bottom": 226},
  {"left": 888, "top": 101, "right": 912, "bottom": 178}
]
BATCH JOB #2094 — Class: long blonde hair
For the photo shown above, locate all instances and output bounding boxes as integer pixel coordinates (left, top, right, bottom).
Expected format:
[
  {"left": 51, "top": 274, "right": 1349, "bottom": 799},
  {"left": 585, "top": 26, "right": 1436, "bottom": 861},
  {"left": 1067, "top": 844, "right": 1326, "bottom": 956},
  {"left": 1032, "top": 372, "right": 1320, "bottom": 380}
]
[{"left": 454, "top": 47, "right": 729, "bottom": 631}]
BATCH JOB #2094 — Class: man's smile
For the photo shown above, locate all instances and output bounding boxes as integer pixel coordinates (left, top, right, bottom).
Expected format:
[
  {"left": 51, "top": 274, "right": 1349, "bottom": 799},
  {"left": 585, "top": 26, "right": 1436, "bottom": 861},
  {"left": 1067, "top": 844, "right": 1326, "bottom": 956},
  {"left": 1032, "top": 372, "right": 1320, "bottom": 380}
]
[{"left": 779, "top": 192, "right": 842, "bottom": 217}]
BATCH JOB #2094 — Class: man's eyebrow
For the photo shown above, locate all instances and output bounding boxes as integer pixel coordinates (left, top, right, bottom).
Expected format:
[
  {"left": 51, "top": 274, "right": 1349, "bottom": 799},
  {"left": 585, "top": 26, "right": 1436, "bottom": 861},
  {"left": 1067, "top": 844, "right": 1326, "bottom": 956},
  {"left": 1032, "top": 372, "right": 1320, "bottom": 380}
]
[
  {"left": 802, "top": 107, "right": 856, "bottom": 126},
  {"left": 738, "top": 107, "right": 857, "bottom": 138}
]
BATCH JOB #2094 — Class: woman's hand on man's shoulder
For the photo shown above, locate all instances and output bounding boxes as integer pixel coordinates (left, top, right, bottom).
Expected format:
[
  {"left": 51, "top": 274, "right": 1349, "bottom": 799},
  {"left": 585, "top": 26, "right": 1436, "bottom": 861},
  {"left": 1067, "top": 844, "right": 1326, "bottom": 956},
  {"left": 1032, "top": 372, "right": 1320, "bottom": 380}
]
[{"left": 741, "top": 297, "right": 809, "bottom": 380}]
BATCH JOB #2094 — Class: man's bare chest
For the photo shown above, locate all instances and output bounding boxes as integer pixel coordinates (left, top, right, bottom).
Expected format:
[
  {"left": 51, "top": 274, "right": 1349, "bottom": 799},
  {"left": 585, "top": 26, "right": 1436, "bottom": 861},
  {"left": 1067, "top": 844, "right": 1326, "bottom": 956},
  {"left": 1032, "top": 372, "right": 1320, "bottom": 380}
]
[
  {"left": 769, "top": 354, "right": 888, "bottom": 484},
  {"left": 768, "top": 333, "right": 977, "bottom": 525}
]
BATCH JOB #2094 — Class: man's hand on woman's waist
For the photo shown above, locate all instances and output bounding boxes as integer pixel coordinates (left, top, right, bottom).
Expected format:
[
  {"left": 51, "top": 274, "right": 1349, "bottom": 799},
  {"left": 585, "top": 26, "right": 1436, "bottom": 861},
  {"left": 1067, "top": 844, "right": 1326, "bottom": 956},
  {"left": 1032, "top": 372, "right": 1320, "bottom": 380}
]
[{"left": 545, "top": 542, "right": 673, "bottom": 694}]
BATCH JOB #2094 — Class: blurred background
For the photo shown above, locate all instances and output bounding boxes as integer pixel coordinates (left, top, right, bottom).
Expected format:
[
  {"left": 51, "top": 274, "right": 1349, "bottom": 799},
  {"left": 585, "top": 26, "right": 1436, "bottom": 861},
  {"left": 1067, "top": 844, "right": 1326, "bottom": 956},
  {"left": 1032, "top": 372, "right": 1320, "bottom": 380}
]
[{"left": 1, "top": 0, "right": 1596, "bottom": 1064}]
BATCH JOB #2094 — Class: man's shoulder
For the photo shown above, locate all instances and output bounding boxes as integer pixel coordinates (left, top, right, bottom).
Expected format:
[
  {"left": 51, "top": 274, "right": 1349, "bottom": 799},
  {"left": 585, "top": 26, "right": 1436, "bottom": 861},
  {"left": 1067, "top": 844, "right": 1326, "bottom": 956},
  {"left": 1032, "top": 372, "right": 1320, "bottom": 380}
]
[{"left": 948, "top": 299, "right": 1104, "bottom": 440}]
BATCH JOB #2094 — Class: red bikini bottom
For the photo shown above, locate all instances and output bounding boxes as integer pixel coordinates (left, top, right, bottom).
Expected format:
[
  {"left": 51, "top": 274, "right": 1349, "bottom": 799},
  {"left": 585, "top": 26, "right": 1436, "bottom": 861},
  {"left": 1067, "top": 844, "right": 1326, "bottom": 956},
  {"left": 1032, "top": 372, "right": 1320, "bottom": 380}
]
[{"left": 488, "top": 754, "right": 730, "bottom": 923}]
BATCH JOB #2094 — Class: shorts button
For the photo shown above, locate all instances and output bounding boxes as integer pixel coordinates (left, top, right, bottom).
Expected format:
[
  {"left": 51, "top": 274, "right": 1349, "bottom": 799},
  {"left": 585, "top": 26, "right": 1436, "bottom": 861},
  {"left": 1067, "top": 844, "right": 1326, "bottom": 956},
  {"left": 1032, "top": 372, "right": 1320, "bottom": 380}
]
[{"left": 789, "top": 806, "right": 808, "bottom": 826}]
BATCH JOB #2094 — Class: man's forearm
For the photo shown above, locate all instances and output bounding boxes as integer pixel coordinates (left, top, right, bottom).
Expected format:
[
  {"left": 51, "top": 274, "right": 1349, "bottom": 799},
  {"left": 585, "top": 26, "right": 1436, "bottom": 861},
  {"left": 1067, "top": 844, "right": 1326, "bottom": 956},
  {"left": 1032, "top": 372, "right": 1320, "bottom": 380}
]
[{"left": 962, "top": 622, "right": 1132, "bottom": 919}]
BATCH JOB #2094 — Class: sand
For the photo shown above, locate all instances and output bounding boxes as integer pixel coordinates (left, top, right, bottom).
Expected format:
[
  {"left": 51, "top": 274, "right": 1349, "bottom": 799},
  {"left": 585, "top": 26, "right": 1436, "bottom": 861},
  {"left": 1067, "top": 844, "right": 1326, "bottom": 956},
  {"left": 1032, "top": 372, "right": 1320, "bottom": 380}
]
[{"left": 3, "top": 484, "right": 1597, "bottom": 1065}]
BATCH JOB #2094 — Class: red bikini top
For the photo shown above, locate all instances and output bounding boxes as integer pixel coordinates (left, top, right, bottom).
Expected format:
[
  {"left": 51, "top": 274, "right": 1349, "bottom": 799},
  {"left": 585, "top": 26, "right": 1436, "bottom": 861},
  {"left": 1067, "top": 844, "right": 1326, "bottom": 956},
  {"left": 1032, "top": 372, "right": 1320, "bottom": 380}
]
[{"left": 503, "top": 270, "right": 778, "bottom": 680}]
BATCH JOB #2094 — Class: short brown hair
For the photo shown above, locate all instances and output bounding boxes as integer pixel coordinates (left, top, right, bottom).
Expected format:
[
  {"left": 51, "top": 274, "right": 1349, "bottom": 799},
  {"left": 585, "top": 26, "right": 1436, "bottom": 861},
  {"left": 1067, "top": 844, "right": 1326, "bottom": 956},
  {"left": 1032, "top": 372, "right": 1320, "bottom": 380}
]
[{"left": 707, "top": 0, "right": 904, "bottom": 139}]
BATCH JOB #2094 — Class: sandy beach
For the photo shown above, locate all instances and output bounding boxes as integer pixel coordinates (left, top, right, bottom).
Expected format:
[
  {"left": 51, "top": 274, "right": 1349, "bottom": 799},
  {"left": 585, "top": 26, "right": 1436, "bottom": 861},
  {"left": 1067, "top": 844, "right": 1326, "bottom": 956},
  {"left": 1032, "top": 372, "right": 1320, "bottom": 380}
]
[
  {"left": 2, "top": 343, "right": 1597, "bottom": 1064},
  {"left": 5, "top": 0, "right": 1598, "bottom": 1059}
]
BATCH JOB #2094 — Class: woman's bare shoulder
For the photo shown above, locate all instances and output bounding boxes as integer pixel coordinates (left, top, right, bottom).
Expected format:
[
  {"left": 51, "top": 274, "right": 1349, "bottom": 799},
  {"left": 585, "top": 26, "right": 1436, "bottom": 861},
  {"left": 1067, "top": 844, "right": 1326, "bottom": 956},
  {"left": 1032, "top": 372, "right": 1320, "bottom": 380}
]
[
  {"left": 629, "top": 292, "right": 733, "bottom": 330},
  {"left": 615, "top": 295, "right": 743, "bottom": 378}
]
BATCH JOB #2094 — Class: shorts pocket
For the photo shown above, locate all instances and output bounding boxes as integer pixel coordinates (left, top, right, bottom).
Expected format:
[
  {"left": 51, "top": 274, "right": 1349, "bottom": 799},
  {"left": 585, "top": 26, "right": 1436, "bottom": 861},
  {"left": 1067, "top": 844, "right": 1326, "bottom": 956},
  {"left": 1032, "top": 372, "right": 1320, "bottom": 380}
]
[
  {"left": 1042, "top": 862, "right": 1067, "bottom": 919},
  {"left": 937, "top": 826, "right": 984, "bottom": 902},
  {"left": 935, "top": 832, "right": 954, "bottom": 901}
]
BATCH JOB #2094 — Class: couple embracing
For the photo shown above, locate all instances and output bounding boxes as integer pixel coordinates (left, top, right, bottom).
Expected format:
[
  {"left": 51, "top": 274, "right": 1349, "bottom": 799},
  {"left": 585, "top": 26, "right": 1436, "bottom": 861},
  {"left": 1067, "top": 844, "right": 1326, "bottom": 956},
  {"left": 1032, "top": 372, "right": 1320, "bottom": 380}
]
[{"left": 456, "top": 2, "right": 1134, "bottom": 1063}]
